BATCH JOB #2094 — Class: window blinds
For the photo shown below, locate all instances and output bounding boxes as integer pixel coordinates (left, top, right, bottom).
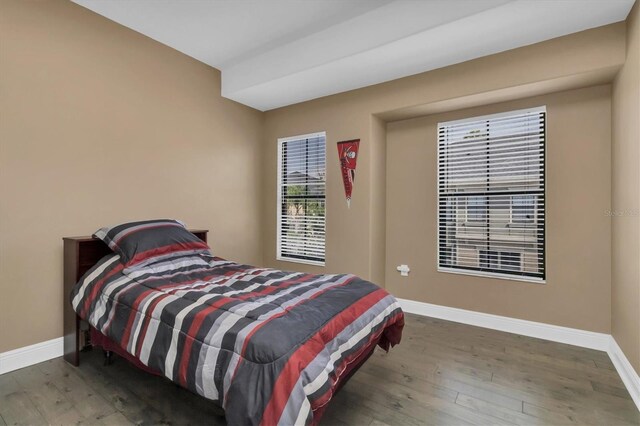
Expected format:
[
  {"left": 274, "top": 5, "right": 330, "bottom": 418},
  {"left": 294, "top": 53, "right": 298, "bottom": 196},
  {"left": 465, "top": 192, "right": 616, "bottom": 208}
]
[
  {"left": 277, "top": 132, "right": 326, "bottom": 265},
  {"left": 438, "top": 107, "right": 546, "bottom": 282}
]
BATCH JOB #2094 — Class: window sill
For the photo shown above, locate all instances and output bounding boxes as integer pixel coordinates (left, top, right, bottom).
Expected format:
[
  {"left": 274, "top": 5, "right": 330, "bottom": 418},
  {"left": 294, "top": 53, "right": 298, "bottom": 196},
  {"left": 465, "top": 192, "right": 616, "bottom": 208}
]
[
  {"left": 277, "top": 255, "right": 325, "bottom": 267},
  {"left": 437, "top": 267, "right": 545, "bottom": 284}
]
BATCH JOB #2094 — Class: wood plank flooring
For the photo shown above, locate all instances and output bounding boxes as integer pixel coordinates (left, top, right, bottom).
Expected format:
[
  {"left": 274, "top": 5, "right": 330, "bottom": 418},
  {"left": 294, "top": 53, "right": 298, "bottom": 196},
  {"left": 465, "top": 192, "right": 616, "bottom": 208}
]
[{"left": 1, "top": 313, "right": 638, "bottom": 425}]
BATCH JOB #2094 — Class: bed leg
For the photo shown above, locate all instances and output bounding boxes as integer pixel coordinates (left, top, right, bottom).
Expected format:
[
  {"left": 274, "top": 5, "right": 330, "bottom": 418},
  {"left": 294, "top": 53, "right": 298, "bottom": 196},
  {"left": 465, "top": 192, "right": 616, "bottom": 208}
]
[
  {"left": 64, "top": 314, "right": 81, "bottom": 367},
  {"left": 103, "top": 350, "right": 114, "bottom": 366},
  {"left": 80, "top": 328, "right": 93, "bottom": 352}
]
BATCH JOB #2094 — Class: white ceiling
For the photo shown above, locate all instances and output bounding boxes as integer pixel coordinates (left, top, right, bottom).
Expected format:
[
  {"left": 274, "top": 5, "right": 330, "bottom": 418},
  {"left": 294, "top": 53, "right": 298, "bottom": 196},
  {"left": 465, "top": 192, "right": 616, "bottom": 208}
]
[{"left": 73, "top": 0, "right": 635, "bottom": 111}]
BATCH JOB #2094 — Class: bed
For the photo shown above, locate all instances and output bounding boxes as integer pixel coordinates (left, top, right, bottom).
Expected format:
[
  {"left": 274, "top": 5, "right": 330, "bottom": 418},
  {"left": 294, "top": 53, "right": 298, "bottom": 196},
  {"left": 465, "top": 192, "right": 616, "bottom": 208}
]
[{"left": 63, "top": 220, "right": 404, "bottom": 426}]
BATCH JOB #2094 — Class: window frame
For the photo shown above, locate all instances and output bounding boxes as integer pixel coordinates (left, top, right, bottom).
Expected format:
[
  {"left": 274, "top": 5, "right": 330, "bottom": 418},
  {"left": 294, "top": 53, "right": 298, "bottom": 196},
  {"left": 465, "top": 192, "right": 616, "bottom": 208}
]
[
  {"left": 276, "top": 131, "right": 327, "bottom": 267},
  {"left": 437, "top": 106, "right": 546, "bottom": 284}
]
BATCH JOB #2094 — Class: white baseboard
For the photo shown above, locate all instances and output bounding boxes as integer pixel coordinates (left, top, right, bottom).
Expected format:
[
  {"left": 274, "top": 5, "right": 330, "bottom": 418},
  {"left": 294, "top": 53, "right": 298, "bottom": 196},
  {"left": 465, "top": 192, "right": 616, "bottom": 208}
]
[
  {"left": 608, "top": 336, "right": 640, "bottom": 410},
  {"left": 0, "top": 337, "right": 63, "bottom": 375},
  {"left": 398, "top": 297, "right": 639, "bottom": 412},
  {"left": 397, "top": 298, "right": 610, "bottom": 350}
]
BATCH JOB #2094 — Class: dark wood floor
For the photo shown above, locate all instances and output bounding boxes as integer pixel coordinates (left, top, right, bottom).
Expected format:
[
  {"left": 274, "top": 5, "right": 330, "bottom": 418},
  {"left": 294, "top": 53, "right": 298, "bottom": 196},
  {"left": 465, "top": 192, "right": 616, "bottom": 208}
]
[{"left": 0, "top": 313, "right": 638, "bottom": 425}]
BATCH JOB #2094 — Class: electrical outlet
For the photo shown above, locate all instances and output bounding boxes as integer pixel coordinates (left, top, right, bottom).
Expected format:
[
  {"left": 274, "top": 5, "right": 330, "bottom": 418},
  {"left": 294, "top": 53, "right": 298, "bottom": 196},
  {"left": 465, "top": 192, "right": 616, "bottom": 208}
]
[{"left": 396, "top": 264, "right": 410, "bottom": 277}]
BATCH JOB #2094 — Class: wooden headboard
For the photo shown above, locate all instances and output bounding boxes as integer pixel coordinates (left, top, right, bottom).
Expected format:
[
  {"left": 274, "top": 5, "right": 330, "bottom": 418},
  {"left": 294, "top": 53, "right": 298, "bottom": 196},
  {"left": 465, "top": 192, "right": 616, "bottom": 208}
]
[{"left": 62, "top": 229, "right": 208, "bottom": 366}]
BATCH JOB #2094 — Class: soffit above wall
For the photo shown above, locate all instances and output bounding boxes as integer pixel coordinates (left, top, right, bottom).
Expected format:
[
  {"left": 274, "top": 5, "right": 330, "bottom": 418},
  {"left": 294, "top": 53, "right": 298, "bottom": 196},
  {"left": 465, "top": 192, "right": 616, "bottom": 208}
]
[
  {"left": 73, "top": 0, "right": 635, "bottom": 111},
  {"left": 379, "top": 66, "right": 621, "bottom": 123}
]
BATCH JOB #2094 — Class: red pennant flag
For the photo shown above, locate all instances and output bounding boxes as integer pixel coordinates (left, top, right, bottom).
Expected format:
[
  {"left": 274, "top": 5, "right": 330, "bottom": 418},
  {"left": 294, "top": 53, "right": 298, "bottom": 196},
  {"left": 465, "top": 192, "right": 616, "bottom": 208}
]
[{"left": 337, "top": 139, "right": 360, "bottom": 208}]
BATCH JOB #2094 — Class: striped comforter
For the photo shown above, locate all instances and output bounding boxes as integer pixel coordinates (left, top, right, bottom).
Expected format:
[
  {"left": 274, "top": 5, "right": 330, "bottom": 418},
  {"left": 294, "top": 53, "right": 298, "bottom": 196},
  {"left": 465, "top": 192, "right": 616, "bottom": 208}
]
[{"left": 71, "top": 253, "right": 404, "bottom": 425}]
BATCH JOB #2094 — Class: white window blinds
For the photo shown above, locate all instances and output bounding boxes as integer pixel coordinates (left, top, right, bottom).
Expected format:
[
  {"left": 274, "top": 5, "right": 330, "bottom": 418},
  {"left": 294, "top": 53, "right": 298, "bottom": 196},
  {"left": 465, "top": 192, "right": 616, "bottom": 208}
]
[
  {"left": 438, "top": 107, "right": 546, "bottom": 282},
  {"left": 277, "top": 132, "right": 326, "bottom": 266}
]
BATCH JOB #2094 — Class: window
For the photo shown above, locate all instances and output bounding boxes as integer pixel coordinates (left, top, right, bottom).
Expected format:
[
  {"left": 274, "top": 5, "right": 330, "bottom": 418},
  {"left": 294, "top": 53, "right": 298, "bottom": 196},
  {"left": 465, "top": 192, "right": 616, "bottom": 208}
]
[
  {"left": 500, "top": 252, "right": 522, "bottom": 272},
  {"left": 466, "top": 196, "right": 487, "bottom": 223},
  {"left": 479, "top": 250, "right": 498, "bottom": 269},
  {"left": 277, "top": 132, "right": 326, "bottom": 265},
  {"left": 438, "top": 107, "right": 545, "bottom": 282},
  {"left": 480, "top": 250, "right": 521, "bottom": 272},
  {"left": 511, "top": 195, "right": 535, "bottom": 225}
]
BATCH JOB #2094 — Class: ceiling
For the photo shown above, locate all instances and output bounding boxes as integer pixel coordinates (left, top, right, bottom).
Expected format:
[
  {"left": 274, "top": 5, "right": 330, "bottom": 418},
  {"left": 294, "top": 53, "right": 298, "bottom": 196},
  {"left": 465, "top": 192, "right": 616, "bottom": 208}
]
[{"left": 73, "top": 0, "right": 635, "bottom": 111}]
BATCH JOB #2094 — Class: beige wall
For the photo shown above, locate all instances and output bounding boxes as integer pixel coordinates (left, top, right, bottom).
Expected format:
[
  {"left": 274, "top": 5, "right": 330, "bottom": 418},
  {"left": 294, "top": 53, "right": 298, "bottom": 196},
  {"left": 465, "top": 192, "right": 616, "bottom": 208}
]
[
  {"left": 612, "top": 1, "right": 640, "bottom": 375},
  {"left": 0, "top": 0, "right": 263, "bottom": 352},
  {"left": 386, "top": 86, "right": 612, "bottom": 332},
  {"left": 263, "top": 23, "right": 624, "bottom": 333},
  {"left": 1, "top": 0, "right": 637, "bottom": 372}
]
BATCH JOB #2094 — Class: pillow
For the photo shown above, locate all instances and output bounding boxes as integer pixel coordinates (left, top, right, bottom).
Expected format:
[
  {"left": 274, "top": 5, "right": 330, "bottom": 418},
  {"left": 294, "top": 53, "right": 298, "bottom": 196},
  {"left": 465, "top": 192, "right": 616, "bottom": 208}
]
[{"left": 93, "top": 219, "right": 210, "bottom": 269}]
